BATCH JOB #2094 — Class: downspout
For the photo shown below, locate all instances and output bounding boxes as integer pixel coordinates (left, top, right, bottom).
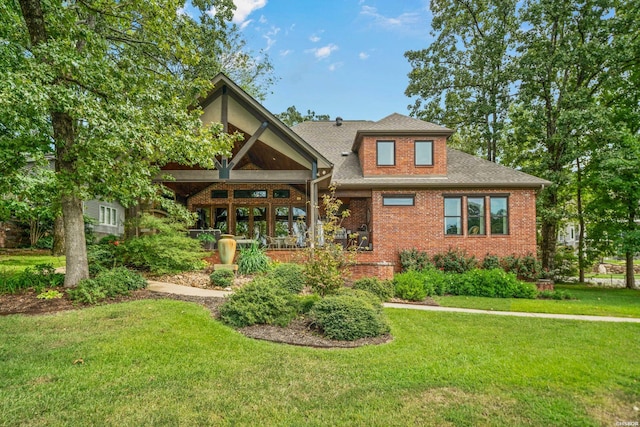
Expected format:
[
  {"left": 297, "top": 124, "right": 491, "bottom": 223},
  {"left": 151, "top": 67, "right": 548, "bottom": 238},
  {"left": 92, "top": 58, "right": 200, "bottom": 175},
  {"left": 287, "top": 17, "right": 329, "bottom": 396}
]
[{"left": 309, "top": 172, "right": 332, "bottom": 249}]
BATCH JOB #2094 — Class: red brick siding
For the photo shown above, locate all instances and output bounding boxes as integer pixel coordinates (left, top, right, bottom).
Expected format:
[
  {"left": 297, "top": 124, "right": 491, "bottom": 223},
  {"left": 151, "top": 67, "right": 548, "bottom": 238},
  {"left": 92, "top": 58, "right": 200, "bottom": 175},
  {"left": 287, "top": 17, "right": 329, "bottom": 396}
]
[
  {"left": 370, "top": 188, "right": 538, "bottom": 271},
  {"left": 358, "top": 135, "right": 448, "bottom": 176}
]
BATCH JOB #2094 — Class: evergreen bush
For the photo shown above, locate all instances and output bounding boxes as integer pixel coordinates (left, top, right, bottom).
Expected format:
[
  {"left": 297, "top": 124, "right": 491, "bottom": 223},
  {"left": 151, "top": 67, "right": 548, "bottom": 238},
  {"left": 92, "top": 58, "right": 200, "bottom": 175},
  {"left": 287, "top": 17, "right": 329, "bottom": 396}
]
[
  {"left": 353, "top": 277, "right": 394, "bottom": 301},
  {"left": 393, "top": 270, "right": 428, "bottom": 301},
  {"left": 309, "top": 293, "right": 390, "bottom": 341},
  {"left": 210, "top": 269, "right": 235, "bottom": 288},
  {"left": 265, "top": 263, "right": 305, "bottom": 294},
  {"left": 398, "top": 248, "right": 431, "bottom": 272}
]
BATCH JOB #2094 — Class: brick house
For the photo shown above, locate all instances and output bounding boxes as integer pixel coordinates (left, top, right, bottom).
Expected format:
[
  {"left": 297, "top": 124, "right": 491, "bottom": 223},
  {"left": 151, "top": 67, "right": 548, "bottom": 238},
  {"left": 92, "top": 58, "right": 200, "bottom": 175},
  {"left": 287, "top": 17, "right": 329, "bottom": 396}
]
[{"left": 159, "top": 73, "right": 550, "bottom": 279}]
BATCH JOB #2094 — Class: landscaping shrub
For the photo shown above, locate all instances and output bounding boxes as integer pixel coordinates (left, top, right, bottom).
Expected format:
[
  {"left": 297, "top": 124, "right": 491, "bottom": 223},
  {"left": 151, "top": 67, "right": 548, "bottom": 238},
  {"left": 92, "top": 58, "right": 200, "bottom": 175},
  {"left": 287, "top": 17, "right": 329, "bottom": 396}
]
[
  {"left": 219, "top": 278, "right": 299, "bottom": 328},
  {"left": 309, "top": 293, "right": 390, "bottom": 341},
  {"left": 121, "top": 215, "right": 206, "bottom": 275},
  {"left": 482, "top": 254, "right": 501, "bottom": 270},
  {"left": 297, "top": 293, "right": 321, "bottom": 314},
  {"left": 432, "top": 248, "right": 477, "bottom": 273},
  {"left": 237, "top": 243, "right": 270, "bottom": 275},
  {"left": 67, "top": 267, "right": 147, "bottom": 304},
  {"left": 399, "top": 248, "right": 431, "bottom": 272},
  {"left": 500, "top": 253, "right": 541, "bottom": 281},
  {"left": 421, "top": 268, "right": 452, "bottom": 296},
  {"left": 210, "top": 269, "right": 235, "bottom": 288},
  {"left": 87, "top": 240, "right": 122, "bottom": 275},
  {"left": 303, "top": 242, "right": 349, "bottom": 296},
  {"left": 393, "top": 270, "right": 428, "bottom": 301},
  {"left": 353, "top": 277, "right": 394, "bottom": 301},
  {"left": 335, "top": 287, "right": 383, "bottom": 307},
  {"left": 0, "top": 263, "right": 64, "bottom": 294},
  {"left": 554, "top": 246, "right": 578, "bottom": 279},
  {"left": 265, "top": 263, "right": 305, "bottom": 294},
  {"left": 445, "top": 269, "right": 537, "bottom": 299}
]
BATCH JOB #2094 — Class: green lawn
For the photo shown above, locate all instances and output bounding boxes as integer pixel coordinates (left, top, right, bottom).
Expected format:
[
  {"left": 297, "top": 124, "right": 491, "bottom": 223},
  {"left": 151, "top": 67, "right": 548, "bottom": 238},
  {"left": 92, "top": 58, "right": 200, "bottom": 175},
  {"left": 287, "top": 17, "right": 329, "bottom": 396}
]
[
  {"left": 1, "top": 300, "right": 639, "bottom": 426},
  {"left": 0, "top": 252, "right": 65, "bottom": 273},
  {"left": 434, "top": 284, "right": 640, "bottom": 318}
]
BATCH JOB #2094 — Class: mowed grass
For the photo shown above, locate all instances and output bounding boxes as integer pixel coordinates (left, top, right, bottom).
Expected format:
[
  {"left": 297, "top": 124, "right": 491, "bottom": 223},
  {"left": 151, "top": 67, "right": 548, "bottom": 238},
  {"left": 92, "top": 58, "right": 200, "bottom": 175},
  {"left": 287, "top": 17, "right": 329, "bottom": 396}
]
[
  {"left": 0, "top": 252, "right": 65, "bottom": 273},
  {"left": 1, "top": 300, "right": 639, "bottom": 426},
  {"left": 434, "top": 284, "right": 640, "bottom": 318}
]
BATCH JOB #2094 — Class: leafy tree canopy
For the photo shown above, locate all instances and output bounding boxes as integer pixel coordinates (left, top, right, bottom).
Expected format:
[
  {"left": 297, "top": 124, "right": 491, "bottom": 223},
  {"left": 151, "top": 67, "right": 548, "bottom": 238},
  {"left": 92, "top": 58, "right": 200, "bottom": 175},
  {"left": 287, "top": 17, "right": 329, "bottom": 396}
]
[{"left": 276, "top": 105, "right": 330, "bottom": 127}]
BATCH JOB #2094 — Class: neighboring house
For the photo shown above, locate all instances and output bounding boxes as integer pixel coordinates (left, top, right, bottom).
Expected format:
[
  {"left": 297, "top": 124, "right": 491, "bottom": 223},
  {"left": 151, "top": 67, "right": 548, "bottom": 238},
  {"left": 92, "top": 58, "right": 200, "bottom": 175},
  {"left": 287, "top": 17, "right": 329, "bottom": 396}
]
[
  {"left": 158, "top": 73, "right": 551, "bottom": 279},
  {"left": 558, "top": 223, "right": 580, "bottom": 250},
  {"left": 83, "top": 200, "right": 125, "bottom": 238}
]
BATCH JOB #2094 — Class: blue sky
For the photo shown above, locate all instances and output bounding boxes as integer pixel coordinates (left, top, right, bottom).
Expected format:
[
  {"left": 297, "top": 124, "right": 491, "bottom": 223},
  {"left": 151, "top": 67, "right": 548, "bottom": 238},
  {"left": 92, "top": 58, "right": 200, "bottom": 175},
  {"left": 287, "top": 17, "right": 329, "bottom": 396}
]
[{"left": 227, "top": 0, "right": 434, "bottom": 121}]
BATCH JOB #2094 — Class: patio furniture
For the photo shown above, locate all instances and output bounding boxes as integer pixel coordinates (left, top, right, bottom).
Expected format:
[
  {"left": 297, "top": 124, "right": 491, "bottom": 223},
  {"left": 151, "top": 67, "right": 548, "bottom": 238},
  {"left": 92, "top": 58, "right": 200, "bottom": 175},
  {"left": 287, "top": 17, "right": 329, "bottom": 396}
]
[{"left": 284, "top": 235, "right": 297, "bottom": 248}]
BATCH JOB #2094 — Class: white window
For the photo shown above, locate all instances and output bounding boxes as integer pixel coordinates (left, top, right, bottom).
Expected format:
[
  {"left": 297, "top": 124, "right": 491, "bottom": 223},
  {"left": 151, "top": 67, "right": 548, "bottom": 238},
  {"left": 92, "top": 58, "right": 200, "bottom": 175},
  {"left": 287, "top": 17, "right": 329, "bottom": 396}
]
[{"left": 99, "top": 206, "right": 117, "bottom": 226}]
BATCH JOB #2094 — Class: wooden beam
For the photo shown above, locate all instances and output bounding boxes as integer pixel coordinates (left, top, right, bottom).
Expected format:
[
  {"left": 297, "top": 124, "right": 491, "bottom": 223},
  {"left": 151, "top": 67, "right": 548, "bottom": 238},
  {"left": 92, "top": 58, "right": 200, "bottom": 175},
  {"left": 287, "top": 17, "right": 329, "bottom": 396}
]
[
  {"left": 157, "top": 169, "right": 312, "bottom": 183},
  {"left": 221, "top": 85, "right": 228, "bottom": 133},
  {"left": 228, "top": 121, "right": 268, "bottom": 170}
]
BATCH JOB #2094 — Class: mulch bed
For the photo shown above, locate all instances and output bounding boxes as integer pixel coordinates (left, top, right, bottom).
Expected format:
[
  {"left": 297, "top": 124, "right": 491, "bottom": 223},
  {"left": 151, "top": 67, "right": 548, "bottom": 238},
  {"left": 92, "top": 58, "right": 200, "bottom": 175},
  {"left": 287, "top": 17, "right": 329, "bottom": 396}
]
[{"left": 0, "top": 285, "right": 393, "bottom": 348}]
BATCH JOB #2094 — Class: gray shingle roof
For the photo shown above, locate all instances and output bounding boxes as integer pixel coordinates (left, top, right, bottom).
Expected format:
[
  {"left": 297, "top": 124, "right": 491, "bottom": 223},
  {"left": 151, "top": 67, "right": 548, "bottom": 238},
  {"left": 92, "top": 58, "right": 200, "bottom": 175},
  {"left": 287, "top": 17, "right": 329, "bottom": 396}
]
[{"left": 292, "top": 114, "right": 550, "bottom": 189}]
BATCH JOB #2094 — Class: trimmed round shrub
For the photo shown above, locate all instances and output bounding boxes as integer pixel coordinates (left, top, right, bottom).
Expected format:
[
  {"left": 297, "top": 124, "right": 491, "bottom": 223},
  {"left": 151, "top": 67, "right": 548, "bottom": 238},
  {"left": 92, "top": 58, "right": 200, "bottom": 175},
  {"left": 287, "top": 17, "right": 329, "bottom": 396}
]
[
  {"left": 335, "top": 287, "right": 383, "bottom": 307},
  {"left": 393, "top": 270, "right": 427, "bottom": 301},
  {"left": 309, "top": 294, "right": 390, "bottom": 341},
  {"left": 265, "top": 263, "right": 305, "bottom": 294},
  {"left": 297, "top": 293, "right": 321, "bottom": 314},
  {"left": 219, "top": 278, "right": 299, "bottom": 328},
  {"left": 210, "top": 269, "right": 235, "bottom": 288},
  {"left": 353, "top": 277, "right": 394, "bottom": 301}
]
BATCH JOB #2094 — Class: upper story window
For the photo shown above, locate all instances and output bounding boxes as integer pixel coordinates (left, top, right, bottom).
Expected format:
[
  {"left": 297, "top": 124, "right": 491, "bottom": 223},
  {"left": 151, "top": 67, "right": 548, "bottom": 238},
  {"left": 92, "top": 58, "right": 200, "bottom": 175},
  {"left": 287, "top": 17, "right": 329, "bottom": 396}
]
[
  {"left": 211, "top": 190, "right": 228, "bottom": 199},
  {"left": 233, "top": 190, "right": 267, "bottom": 198},
  {"left": 415, "top": 141, "right": 433, "bottom": 166},
  {"left": 273, "top": 189, "right": 290, "bottom": 198},
  {"left": 376, "top": 141, "right": 395, "bottom": 166},
  {"left": 490, "top": 197, "right": 509, "bottom": 235},
  {"left": 444, "top": 197, "right": 462, "bottom": 235}
]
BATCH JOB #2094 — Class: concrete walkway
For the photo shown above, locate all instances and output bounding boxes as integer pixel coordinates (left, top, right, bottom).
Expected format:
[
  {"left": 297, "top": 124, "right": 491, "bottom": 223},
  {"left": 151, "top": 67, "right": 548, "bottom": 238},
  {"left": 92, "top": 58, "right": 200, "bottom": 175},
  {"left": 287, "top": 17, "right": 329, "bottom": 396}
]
[{"left": 147, "top": 281, "right": 640, "bottom": 324}]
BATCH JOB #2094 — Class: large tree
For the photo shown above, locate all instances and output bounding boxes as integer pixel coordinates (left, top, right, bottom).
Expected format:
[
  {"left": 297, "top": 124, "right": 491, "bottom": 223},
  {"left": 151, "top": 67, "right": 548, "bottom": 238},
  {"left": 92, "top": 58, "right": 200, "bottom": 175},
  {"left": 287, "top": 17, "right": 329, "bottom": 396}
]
[
  {"left": 1, "top": 0, "right": 244, "bottom": 286},
  {"left": 405, "top": 0, "right": 518, "bottom": 162},
  {"left": 276, "top": 105, "right": 330, "bottom": 127}
]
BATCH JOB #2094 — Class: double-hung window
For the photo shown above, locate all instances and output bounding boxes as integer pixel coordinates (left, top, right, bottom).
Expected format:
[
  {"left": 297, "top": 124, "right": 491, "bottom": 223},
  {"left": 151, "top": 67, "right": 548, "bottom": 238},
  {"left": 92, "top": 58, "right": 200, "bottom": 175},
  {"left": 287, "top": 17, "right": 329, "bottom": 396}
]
[
  {"left": 467, "top": 197, "right": 485, "bottom": 235},
  {"left": 444, "top": 197, "right": 462, "bottom": 235},
  {"left": 490, "top": 197, "right": 509, "bottom": 235}
]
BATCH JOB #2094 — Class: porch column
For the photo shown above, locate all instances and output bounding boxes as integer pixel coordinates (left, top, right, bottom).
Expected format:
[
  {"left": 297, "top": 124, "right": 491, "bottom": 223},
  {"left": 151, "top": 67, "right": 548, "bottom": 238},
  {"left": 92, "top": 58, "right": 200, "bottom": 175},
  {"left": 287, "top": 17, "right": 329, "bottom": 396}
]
[{"left": 309, "top": 172, "right": 332, "bottom": 249}]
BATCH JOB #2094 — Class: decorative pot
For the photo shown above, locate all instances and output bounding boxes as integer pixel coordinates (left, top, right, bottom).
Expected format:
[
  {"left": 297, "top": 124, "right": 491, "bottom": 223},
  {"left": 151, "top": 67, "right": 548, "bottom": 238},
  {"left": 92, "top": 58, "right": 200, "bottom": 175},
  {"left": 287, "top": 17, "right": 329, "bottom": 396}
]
[{"left": 217, "top": 234, "right": 237, "bottom": 265}]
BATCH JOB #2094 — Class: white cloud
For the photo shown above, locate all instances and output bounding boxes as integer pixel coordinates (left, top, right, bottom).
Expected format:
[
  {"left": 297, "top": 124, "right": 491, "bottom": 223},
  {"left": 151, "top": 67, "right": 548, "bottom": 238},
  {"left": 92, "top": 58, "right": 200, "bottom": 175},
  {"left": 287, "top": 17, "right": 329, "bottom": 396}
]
[
  {"left": 280, "top": 49, "right": 293, "bottom": 57},
  {"left": 239, "top": 19, "right": 253, "bottom": 30},
  {"left": 307, "top": 43, "right": 338, "bottom": 60},
  {"left": 259, "top": 15, "right": 267, "bottom": 24},
  {"left": 232, "top": 0, "right": 267, "bottom": 27},
  {"left": 263, "top": 25, "right": 280, "bottom": 51},
  {"left": 360, "top": 5, "right": 420, "bottom": 29},
  {"left": 309, "top": 35, "right": 321, "bottom": 42},
  {"left": 328, "top": 62, "right": 343, "bottom": 72},
  {"left": 359, "top": 52, "right": 369, "bottom": 60}
]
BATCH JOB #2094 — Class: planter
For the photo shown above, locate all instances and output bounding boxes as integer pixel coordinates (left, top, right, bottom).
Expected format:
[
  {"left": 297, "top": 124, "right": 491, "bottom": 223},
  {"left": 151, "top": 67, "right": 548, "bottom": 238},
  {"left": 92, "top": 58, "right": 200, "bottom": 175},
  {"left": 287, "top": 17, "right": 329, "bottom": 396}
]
[
  {"left": 217, "top": 234, "right": 237, "bottom": 265},
  {"left": 536, "top": 279, "right": 554, "bottom": 291}
]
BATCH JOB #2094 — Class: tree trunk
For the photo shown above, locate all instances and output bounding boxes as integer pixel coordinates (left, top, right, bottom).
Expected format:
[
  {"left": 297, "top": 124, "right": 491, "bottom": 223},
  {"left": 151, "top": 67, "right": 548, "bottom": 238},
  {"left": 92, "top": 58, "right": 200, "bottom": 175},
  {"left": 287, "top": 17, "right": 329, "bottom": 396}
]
[
  {"left": 540, "top": 221, "right": 557, "bottom": 270},
  {"left": 61, "top": 194, "right": 88, "bottom": 287},
  {"left": 52, "top": 215, "right": 65, "bottom": 256},
  {"left": 626, "top": 250, "right": 635, "bottom": 289},
  {"left": 576, "top": 157, "right": 585, "bottom": 283}
]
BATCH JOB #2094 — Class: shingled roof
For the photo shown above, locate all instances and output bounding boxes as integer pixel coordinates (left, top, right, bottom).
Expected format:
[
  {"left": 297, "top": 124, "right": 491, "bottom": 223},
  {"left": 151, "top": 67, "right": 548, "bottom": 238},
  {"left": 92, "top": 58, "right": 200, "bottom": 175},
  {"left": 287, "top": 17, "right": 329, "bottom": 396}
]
[{"left": 292, "top": 113, "right": 550, "bottom": 189}]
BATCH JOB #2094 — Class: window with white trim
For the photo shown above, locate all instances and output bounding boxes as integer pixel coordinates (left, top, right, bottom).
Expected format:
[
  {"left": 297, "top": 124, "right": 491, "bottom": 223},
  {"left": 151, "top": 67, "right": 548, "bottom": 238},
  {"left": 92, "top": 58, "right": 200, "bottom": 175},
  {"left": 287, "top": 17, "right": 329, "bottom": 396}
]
[{"left": 99, "top": 206, "right": 118, "bottom": 226}]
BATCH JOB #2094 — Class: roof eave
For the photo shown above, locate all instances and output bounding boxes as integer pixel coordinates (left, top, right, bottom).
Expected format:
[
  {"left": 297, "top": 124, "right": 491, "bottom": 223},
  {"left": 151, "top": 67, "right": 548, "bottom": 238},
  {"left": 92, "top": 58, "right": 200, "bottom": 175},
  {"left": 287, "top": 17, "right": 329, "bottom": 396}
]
[{"left": 351, "top": 129, "right": 455, "bottom": 152}]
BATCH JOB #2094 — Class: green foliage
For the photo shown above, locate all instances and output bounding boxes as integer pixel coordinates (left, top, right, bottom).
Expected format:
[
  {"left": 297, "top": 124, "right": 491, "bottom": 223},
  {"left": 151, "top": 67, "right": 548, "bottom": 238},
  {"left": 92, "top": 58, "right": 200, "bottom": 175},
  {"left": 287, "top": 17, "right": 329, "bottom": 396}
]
[
  {"left": 297, "top": 294, "right": 321, "bottom": 314},
  {"left": 265, "top": 263, "right": 305, "bottom": 294},
  {"left": 87, "top": 239, "right": 122, "bottom": 276},
  {"left": 0, "top": 263, "right": 64, "bottom": 294},
  {"left": 538, "top": 290, "right": 573, "bottom": 300},
  {"left": 237, "top": 243, "right": 270, "bottom": 275},
  {"left": 554, "top": 246, "right": 578, "bottom": 279},
  {"left": 482, "top": 254, "right": 501, "bottom": 270},
  {"left": 309, "top": 293, "right": 390, "bottom": 341},
  {"left": 303, "top": 184, "right": 356, "bottom": 296},
  {"left": 432, "top": 249, "right": 477, "bottom": 273},
  {"left": 67, "top": 267, "right": 147, "bottom": 304},
  {"left": 36, "top": 289, "right": 64, "bottom": 300},
  {"left": 352, "top": 277, "right": 394, "bottom": 301},
  {"left": 276, "top": 105, "right": 330, "bottom": 127},
  {"left": 210, "top": 269, "right": 235, "bottom": 288},
  {"left": 500, "top": 253, "right": 541, "bottom": 281},
  {"left": 122, "top": 215, "right": 206, "bottom": 275},
  {"left": 446, "top": 269, "right": 536, "bottom": 299},
  {"left": 219, "top": 278, "right": 299, "bottom": 328},
  {"left": 393, "top": 270, "right": 428, "bottom": 301},
  {"left": 398, "top": 248, "right": 431, "bottom": 272}
]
